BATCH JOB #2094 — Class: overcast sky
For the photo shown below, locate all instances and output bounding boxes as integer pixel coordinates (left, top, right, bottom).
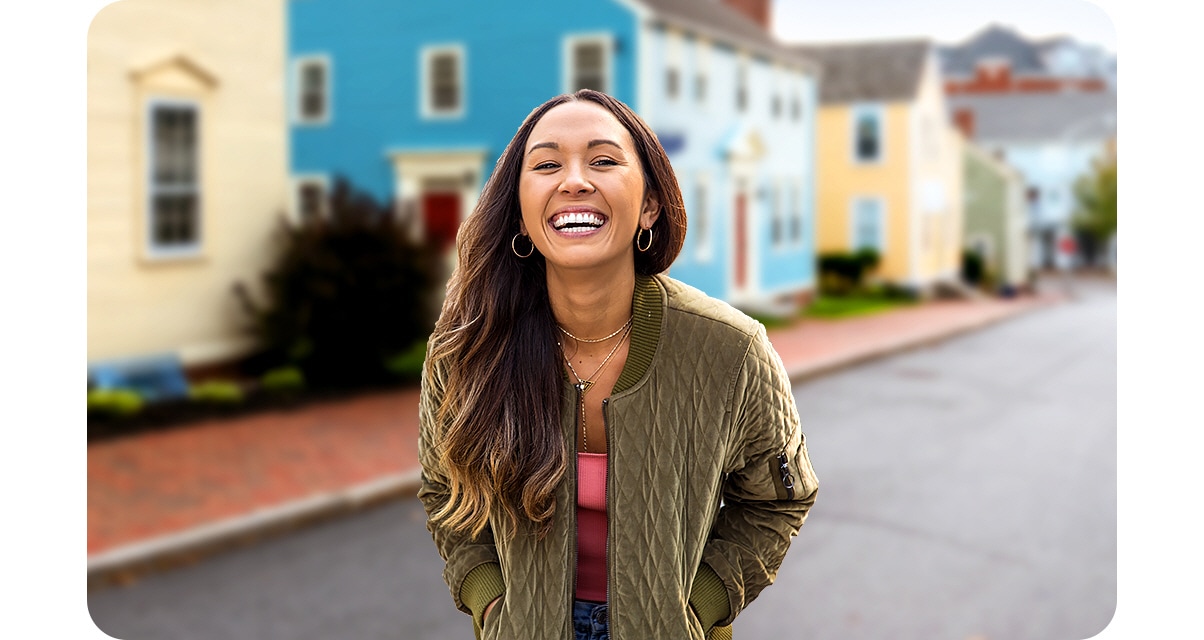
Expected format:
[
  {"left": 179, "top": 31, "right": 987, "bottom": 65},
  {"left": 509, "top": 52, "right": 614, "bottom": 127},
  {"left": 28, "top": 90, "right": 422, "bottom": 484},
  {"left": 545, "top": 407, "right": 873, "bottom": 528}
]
[{"left": 772, "top": 0, "right": 1117, "bottom": 53}]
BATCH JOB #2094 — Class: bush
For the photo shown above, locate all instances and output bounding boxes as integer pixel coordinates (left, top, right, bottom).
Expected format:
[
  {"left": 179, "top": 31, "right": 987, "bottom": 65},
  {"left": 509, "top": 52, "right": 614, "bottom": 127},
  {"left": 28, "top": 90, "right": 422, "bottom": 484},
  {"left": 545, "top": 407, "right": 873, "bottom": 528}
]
[
  {"left": 818, "top": 248, "right": 881, "bottom": 295},
  {"left": 260, "top": 366, "right": 306, "bottom": 394},
  {"left": 87, "top": 389, "right": 144, "bottom": 417},
  {"left": 961, "top": 249, "right": 986, "bottom": 286},
  {"left": 188, "top": 380, "right": 245, "bottom": 404},
  {"left": 234, "top": 177, "right": 443, "bottom": 390},
  {"left": 385, "top": 340, "right": 428, "bottom": 382}
]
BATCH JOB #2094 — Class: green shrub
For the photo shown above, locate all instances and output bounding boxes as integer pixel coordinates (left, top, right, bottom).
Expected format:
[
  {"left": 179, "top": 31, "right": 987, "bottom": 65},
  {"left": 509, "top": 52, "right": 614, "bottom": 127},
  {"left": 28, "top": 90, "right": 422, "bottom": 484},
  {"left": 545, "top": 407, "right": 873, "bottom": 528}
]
[
  {"left": 260, "top": 366, "right": 305, "bottom": 394},
  {"left": 385, "top": 340, "right": 428, "bottom": 382},
  {"left": 188, "top": 380, "right": 245, "bottom": 404},
  {"left": 961, "top": 249, "right": 986, "bottom": 285},
  {"left": 234, "top": 177, "right": 443, "bottom": 390},
  {"left": 818, "top": 248, "right": 881, "bottom": 295},
  {"left": 87, "top": 389, "right": 144, "bottom": 417}
]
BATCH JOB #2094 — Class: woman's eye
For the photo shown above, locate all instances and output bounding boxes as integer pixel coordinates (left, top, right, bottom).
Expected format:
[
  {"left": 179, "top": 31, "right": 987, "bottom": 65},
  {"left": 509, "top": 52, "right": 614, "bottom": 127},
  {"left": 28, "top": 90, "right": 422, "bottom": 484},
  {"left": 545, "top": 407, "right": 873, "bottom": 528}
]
[
  {"left": 533, "top": 161, "right": 559, "bottom": 170},
  {"left": 592, "top": 158, "right": 618, "bottom": 166}
]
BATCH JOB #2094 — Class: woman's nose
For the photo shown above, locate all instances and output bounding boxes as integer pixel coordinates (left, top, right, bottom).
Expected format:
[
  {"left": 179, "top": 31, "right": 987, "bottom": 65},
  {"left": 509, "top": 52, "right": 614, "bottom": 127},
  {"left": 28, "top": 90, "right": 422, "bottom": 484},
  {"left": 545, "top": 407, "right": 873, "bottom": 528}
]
[{"left": 559, "top": 162, "right": 594, "bottom": 194}]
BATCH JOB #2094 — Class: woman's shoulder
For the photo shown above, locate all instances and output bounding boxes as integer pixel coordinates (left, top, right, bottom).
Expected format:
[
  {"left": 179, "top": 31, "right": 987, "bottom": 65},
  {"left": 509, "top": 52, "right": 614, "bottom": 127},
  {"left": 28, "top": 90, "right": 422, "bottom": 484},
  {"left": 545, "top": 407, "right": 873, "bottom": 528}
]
[{"left": 654, "top": 274, "right": 764, "bottom": 340}]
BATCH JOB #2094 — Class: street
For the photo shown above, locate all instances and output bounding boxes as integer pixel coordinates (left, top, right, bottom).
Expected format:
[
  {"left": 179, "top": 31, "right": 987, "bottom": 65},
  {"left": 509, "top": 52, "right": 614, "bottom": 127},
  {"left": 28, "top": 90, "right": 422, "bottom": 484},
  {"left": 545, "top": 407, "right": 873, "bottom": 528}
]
[{"left": 88, "top": 277, "right": 1116, "bottom": 640}]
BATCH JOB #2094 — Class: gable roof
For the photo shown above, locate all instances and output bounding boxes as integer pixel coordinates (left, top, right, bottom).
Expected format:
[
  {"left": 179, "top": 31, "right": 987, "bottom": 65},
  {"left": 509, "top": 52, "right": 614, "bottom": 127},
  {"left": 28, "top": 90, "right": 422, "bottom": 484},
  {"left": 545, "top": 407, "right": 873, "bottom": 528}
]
[
  {"left": 947, "top": 90, "right": 1116, "bottom": 143},
  {"left": 637, "top": 0, "right": 819, "bottom": 73},
  {"left": 790, "top": 39, "right": 931, "bottom": 104},
  {"left": 937, "top": 24, "right": 1048, "bottom": 77}
]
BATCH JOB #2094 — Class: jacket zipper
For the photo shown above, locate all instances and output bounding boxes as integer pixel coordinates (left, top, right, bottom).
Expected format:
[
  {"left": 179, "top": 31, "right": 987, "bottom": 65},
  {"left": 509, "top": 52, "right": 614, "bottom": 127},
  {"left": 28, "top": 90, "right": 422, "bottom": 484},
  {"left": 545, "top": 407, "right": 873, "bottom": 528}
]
[
  {"left": 776, "top": 452, "right": 796, "bottom": 500},
  {"left": 602, "top": 397, "right": 613, "bottom": 637}
]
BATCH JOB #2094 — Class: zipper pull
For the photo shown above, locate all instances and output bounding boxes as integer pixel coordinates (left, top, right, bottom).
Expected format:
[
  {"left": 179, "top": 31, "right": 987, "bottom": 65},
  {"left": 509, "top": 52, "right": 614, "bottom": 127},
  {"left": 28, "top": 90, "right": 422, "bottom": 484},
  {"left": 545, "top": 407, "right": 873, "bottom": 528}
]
[{"left": 777, "top": 452, "right": 795, "bottom": 500}]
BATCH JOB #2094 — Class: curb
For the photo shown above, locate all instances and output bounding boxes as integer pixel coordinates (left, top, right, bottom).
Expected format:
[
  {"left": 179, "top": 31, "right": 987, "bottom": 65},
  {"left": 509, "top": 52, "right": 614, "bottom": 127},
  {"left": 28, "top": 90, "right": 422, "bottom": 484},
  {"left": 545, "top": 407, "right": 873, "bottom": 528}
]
[
  {"left": 87, "top": 469, "right": 424, "bottom": 590},
  {"left": 783, "top": 298, "right": 1057, "bottom": 384},
  {"left": 87, "top": 296, "right": 1057, "bottom": 589}
]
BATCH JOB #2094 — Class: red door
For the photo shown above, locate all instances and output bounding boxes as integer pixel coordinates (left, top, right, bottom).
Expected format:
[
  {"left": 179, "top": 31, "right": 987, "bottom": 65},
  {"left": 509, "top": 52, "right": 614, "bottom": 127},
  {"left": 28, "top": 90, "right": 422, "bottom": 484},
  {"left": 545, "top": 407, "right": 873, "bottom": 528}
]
[
  {"left": 734, "top": 192, "right": 747, "bottom": 290},
  {"left": 422, "top": 192, "right": 461, "bottom": 254}
]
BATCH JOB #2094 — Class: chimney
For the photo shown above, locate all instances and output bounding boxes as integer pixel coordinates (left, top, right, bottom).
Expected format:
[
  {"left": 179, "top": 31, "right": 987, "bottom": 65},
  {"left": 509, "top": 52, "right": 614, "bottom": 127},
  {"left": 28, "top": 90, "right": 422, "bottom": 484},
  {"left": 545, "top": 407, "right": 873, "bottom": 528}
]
[{"left": 721, "top": 0, "right": 771, "bottom": 31}]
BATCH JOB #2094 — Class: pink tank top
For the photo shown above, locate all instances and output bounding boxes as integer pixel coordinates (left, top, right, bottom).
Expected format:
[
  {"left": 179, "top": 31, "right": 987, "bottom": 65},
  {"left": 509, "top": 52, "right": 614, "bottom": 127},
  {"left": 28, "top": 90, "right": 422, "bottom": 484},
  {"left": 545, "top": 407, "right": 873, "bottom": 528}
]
[{"left": 576, "top": 452, "right": 607, "bottom": 603}]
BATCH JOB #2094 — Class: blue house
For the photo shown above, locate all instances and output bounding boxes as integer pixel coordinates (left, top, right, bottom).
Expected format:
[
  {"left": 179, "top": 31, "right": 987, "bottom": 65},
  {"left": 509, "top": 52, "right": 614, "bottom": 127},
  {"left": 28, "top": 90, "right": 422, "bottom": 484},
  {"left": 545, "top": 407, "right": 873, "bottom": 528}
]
[{"left": 289, "top": 0, "right": 819, "bottom": 310}]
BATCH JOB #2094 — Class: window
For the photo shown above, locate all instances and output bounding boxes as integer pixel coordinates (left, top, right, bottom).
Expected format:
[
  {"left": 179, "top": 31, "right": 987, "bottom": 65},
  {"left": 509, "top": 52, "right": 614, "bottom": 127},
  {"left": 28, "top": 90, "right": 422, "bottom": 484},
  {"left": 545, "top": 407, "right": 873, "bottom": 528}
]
[
  {"left": 422, "top": 46, "right": 465, "bottom": 117},
  {"left": 294, "top": 57, "right": 330, "bottom": 124},
  {"left": 666, "top": 67, "right": 680, "bottom": 100},
  {"left": 791, "top": 92, "right": 802, "bottom": 121},
  {"left": 695, "top": 39, "right": 710, "bottom": 105},
  {"left": 770, "top": 182, "right": 786, "bottom": 249},
  {"left": 789, "top": 182, "right": 803, "bottom": 244},
  {"left": 772, "top": 93, "right": 782, "bottom": 119},
  {"left": 293, "top": 176, "right": 328, "bottom": 223},
  {"left": 852, "top": 198, "right": 884, "bottom": 252},
  {"left": 147, "top": 100, "right": 201, "bottom": 253},
  {"left": 694, "top": 177, "right": 711, "bottom": 261},
  {"left": 736, "top": 59, "right": 749, "bottom": 112},
  {"left": 565, "top": 35, "right": 611, "bottom": 93},
  {"left": 853, "top": 106, "right": 883, "bottom": 163}
]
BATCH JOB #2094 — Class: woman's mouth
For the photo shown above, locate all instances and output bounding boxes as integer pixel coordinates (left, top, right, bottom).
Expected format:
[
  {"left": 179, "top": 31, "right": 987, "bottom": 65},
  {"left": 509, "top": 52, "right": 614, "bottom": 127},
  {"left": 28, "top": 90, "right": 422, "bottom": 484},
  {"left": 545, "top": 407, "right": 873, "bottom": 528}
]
[{"left": 550, "top": 210, "right": 607, "bottom": 234}]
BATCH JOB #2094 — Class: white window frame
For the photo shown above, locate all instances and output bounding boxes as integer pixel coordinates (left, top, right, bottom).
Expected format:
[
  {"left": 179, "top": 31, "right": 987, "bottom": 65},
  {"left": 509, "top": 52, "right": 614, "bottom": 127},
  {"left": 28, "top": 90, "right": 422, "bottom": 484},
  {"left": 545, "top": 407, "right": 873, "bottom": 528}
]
[
  {"left": 694, "top": 173, "right": 712, "bottom": 263},
  {"left": 145, "top": 97, "right": 203, "bottom": 259},
  {"left": 292, "top": 54, "right": 331, "bottom": 126},
  {"left": 851, "top": 103, "right": 885, "bottom": 164},
  {"left": 291, "top": 174, "right": 330, "bottom": 224},
  {"left": 665, "top": 29, "right": 682, "bottom": 102},
  {"left": 421, "top": 44, "right": 466, "bottom": 119},
  {"left": 563, "top": 33, "right": 613, "bottom": 94},
  {"left": 849, "top": 196, "right": 887, "bottom": 253},
  {"left": 735, "top": 54, "right": 750, "bottom": 113}
]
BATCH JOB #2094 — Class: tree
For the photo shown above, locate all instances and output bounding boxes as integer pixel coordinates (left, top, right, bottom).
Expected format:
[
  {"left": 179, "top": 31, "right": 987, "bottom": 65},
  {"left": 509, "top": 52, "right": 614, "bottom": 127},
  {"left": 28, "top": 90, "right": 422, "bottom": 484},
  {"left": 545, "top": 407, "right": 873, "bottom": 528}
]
[
  {"left": 234, "top": 177, "right": 444, "bottom": 389},
  {"left": 1072, "top": 157, "right": 1117, "bottom": 254}
]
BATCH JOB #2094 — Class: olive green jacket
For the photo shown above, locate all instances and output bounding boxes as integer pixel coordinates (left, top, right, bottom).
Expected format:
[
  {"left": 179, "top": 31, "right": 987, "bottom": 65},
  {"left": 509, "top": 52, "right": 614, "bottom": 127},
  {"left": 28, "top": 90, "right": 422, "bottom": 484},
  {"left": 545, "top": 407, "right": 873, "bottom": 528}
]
[{"left": 418, "top": 274, "right": 819, "bottom": 640}]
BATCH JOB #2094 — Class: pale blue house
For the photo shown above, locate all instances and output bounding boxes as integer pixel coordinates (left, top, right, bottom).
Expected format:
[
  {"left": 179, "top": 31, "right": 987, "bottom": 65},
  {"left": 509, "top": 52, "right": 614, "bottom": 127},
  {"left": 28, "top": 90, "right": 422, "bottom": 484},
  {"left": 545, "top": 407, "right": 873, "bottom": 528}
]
[{"left": 288, "top": 0, "right": 819, "bottom": 309}]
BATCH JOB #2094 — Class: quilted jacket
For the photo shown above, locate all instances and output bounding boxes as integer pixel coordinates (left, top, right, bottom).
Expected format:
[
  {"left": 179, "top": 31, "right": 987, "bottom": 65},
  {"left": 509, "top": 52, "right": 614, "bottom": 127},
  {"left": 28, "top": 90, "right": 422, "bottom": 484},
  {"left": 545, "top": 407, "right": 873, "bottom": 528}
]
[{"left": 418, "top": 274, "right": 819, "bottom": 639}]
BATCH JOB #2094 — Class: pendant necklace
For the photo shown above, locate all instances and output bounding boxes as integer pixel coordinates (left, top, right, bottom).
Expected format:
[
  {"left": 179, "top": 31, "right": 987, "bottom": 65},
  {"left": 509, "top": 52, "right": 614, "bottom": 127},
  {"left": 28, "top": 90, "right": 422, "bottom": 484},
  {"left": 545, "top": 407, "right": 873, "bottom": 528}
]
[{"left": 559, "top": 317, "right": 633, "bottom": 453}]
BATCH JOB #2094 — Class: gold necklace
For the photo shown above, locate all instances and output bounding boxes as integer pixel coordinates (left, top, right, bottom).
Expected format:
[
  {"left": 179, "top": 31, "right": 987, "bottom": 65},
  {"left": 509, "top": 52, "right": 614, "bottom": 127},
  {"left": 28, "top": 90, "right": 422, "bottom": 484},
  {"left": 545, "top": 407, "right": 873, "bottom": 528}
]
[
  {"left": 557, "top": 315, "right": 633, "bottom": 343},
  {"left": 559, "top": 320, "right": 632, "bottom": 452}
]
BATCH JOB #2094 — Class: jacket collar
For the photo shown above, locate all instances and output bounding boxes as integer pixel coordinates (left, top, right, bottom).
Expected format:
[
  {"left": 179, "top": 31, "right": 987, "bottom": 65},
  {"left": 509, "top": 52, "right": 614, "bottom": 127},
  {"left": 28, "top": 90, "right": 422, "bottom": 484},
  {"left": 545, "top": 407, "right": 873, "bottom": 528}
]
[{"left": 612, "top": 274, "right": 664, "bottom": 395}]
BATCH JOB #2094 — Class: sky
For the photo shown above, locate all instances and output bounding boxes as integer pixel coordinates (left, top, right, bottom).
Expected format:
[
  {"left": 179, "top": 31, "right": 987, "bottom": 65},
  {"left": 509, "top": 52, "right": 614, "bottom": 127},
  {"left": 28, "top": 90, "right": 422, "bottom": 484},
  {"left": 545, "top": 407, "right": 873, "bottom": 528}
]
[{"left": 772, "top": 0, "right": 1117, "bottom": 53}]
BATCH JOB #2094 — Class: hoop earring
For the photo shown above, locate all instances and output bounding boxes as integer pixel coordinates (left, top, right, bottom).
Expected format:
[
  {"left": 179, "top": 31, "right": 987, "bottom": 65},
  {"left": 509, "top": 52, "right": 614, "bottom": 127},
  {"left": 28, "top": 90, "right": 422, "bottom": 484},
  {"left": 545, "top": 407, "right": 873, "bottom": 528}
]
[
  {"left": 512, "top": 233, "right": 535, "bottom": 258},
  {"left": 636, "top": 226, "right": 653, "bottom": 252}
]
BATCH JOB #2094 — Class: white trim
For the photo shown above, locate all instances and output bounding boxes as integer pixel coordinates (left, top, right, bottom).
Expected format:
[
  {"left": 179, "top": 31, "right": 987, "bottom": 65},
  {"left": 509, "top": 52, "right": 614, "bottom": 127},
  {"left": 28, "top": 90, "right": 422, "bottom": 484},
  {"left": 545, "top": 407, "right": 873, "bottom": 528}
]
[
  {"left": 850, "top": 103, "right": 885, "bottom": 165},
  {"left": 291, "top": 54, "right": 332, "bottom": 126},
  {"left": 144, "top": 97, "right": 203, "bottom": 261},
  {"left": 563, "top": 32, "right": 614, "bottom": 95},
  {"left": 849, "top": 195, "right": 887, "bottom": 254},
  {"left": 290, "top": 174, "right": 330, "bottom": 224},
  {"left": 420, "top": 43, "right": 467, "bottom": 120}
]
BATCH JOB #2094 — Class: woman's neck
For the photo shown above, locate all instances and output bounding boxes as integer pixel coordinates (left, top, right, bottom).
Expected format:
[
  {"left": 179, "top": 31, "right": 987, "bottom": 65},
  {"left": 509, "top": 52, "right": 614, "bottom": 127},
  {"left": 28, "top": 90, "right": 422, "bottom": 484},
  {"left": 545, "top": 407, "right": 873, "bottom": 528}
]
[{"left": 545, "top": 265, "right": 636, "bottom": 341}]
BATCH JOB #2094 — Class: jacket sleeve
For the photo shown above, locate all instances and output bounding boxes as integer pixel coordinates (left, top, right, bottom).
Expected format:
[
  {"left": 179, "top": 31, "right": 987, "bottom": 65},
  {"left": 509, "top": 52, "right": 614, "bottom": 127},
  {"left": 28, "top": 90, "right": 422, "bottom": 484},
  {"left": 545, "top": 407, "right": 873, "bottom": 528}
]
[
  {"left": 699, "top": 324, "right": 819, "bottom": 627},
  {"left": 416, "top": 356, "right": 506, "bottom": 636}
]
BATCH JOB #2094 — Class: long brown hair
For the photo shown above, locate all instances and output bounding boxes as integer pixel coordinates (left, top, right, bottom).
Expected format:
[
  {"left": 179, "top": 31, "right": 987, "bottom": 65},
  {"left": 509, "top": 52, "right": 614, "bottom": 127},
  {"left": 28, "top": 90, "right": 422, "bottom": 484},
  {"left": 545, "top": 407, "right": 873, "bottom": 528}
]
[{"left": 426, "top": 90, "right": 685, "bottom": 539}]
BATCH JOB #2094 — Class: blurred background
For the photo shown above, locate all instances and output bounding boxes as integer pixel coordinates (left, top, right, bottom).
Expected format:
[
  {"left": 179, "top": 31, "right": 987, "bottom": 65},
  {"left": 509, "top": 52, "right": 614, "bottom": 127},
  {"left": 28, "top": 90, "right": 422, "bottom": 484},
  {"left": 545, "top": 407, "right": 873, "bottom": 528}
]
[{"left": 85, "top": 1, "right": 1117, "bottom": 638}]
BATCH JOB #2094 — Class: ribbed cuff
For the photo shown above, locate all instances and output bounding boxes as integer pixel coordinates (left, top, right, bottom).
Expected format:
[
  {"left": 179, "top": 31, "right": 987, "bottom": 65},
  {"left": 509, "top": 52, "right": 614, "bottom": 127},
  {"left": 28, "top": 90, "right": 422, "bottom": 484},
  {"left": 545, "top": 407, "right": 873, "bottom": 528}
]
[
  {"left": 460, "top": 563, "right": 505, "bottom": 637},
  {"left": 688, "top": 562, "right": 731, "bottom": 632}
]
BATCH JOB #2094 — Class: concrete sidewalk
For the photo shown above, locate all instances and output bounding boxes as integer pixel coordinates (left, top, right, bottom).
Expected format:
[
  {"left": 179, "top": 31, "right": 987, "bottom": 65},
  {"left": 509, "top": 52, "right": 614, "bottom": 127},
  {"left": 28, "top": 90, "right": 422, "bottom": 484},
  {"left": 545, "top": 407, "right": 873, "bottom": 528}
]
[{"left": 87, "top": 292, "right": 1059, "bottom": 588}]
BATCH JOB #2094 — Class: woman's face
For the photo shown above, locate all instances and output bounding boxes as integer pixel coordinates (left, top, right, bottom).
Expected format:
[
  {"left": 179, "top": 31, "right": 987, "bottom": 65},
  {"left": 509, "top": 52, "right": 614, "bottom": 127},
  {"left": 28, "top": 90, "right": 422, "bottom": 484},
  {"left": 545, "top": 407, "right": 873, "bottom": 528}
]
[{"left": 518, "top": 101, "right": 659, "bottom": 273}]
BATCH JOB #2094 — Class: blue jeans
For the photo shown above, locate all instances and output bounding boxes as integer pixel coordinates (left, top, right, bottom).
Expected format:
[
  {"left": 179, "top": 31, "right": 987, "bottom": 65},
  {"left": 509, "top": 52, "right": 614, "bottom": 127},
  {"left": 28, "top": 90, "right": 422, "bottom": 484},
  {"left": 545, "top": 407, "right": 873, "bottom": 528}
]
[{"left": 572, "top": 600, "right": 609, "bottom": 640}]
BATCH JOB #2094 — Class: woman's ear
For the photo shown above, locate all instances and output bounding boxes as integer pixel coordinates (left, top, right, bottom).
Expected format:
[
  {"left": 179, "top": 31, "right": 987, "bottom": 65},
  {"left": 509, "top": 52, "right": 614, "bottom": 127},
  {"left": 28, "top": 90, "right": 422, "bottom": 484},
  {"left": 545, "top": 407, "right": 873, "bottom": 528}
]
[{"left": 641, "top": 192, "right": 661, "bottom": 229}]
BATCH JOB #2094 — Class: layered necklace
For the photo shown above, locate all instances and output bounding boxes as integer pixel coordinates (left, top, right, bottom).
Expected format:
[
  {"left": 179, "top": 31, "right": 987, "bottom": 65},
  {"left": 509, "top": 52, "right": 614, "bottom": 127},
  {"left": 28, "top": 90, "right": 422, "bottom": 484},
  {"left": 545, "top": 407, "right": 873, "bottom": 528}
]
[{"left": 558, "top": 315, "right": 633, "bottom": 453}]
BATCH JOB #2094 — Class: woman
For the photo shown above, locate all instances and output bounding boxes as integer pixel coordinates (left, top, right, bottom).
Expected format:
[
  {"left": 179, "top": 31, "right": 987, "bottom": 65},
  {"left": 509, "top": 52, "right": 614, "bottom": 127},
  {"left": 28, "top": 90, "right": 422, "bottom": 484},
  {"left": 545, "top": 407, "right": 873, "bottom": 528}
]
[{"left": 418, "top": 89, "right": 818, "bottom": 640}]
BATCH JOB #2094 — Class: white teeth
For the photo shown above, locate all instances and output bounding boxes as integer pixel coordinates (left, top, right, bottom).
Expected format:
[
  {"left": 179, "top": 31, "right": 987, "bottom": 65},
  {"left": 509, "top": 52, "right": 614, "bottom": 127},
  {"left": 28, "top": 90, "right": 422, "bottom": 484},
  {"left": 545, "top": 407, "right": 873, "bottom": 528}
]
[{"left": 553, "top": 212, "right": 604, "bottom": 230}]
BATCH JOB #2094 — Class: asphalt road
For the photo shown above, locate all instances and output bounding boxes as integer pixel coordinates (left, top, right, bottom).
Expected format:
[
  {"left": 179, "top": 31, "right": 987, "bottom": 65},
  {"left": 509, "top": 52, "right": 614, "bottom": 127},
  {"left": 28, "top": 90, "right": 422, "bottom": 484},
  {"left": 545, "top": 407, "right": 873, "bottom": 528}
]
[{"left": 88, "top": 277, "right": 1116, "bottom": 640}]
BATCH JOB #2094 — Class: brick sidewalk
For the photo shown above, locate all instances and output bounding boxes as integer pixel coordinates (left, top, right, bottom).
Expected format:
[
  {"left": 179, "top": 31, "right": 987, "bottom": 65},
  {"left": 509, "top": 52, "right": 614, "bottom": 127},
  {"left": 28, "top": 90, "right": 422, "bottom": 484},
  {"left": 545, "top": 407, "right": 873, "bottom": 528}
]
[{"left": 86, "top": 292, "right": 1058, "bottom": 582}]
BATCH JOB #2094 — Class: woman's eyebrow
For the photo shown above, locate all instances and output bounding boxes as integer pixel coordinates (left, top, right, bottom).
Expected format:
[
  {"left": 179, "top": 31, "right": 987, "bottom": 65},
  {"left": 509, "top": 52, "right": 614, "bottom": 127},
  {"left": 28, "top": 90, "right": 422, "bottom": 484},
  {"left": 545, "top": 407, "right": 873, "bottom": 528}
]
[
  {"left": 527, "top": 141, "right": 558, "bottom": 153},
  {"left": 587, "top": 139, "right": 623, "bottom": 150}
]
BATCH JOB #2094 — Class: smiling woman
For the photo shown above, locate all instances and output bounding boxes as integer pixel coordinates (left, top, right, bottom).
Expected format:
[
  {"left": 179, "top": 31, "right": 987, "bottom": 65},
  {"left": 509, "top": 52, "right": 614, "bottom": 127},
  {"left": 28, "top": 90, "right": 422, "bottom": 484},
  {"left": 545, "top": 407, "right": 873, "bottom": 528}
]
[{"left": 417, "top": 90, "right": 818, "bottom": 640}]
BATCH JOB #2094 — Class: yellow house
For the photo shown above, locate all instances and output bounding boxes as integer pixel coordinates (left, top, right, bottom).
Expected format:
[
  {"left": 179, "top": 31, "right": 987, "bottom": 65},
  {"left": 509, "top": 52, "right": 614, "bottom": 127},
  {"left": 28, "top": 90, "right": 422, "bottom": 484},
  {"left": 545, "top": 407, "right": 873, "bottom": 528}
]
[
  {"left": 88, "top": 0, "right": 287, "bottom": 377},
  {"left": 793, "top": 40, "right": 963, "bottom": 293}
]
